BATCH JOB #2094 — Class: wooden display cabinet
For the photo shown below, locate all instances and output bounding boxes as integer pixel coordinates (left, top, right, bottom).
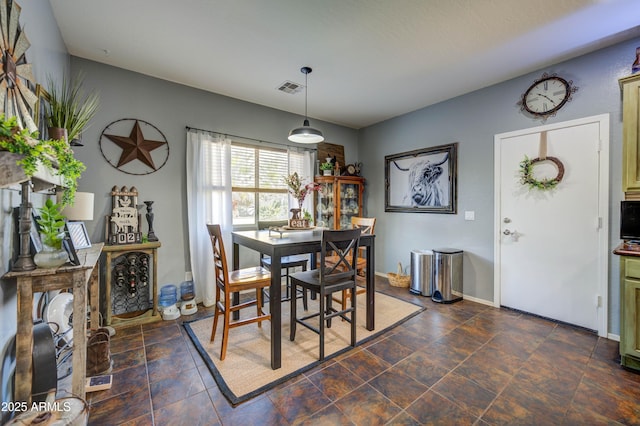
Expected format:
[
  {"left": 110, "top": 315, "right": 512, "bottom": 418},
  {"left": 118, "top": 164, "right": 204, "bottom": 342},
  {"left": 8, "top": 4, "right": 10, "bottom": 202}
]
[
  {"left": 102, "top": 241, "right": 161, "bottom": 327},
  {"left": 314, "top": 175, "right": 364, "bottom": 229}
]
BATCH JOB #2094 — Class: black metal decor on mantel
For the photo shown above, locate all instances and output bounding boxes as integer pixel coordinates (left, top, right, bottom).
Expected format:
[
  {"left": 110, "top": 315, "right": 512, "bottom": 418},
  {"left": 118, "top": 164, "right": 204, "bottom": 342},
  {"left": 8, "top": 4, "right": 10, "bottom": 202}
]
[{"left": 144, "top": 201, "right": 158, "bottom": 242}]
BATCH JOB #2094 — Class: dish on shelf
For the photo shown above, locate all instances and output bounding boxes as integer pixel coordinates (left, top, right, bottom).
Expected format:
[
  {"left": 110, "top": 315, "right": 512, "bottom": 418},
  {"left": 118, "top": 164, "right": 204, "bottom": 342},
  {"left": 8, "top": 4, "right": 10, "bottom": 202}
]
[{"left": 44, "top": 292, "right": 74, "bottom": 345}]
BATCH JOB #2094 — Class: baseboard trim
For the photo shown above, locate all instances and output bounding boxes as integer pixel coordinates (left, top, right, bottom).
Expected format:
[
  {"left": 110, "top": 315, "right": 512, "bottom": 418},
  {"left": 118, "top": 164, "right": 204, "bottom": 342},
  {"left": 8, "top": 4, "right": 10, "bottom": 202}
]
[
  {"left": 461, "top": 294, "right": 494, "bottom": 306},
  {"left": 375, "top": 271, "right": 494, "bottom": 307}
]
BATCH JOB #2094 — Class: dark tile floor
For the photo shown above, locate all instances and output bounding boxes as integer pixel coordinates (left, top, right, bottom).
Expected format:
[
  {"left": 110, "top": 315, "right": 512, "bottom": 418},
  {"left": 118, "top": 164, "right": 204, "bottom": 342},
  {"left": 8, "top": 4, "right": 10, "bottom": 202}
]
[{"left": 85, "top": 279, "right": 640, "bottom": 425}]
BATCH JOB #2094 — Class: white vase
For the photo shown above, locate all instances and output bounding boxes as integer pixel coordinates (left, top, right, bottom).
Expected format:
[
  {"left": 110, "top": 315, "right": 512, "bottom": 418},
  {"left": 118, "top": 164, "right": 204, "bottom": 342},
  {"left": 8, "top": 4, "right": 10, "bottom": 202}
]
[{"left": 34, "top": 243, "right": 69, "bottom": 268}]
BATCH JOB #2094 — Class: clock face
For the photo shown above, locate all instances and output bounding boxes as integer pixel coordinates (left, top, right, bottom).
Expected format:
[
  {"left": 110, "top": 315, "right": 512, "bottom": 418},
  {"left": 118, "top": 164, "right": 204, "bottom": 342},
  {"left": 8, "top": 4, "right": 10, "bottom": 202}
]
[{"left": 521, "top": 74, "right": 576, "bottom": 118}]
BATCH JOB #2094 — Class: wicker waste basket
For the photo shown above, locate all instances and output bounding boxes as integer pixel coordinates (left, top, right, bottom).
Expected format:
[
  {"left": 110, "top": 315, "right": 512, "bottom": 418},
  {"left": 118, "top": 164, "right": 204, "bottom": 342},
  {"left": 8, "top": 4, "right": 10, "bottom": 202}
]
[{"left": 387, "top": 262, "right": 410, "bottom": 288}]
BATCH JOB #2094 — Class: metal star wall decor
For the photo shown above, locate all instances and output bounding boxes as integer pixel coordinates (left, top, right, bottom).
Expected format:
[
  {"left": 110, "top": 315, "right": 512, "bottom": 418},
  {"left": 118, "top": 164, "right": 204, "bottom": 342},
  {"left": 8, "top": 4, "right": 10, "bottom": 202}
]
[{"left": 99, "top": 118, "right": 170, "bottom": 175}]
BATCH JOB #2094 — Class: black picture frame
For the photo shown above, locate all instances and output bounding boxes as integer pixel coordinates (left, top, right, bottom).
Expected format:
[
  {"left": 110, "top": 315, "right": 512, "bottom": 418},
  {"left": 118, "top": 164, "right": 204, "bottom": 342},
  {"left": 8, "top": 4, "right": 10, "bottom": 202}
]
[
  {"left": 63, "top": 236, "right": 80, "bottom": 266},
  {"left": 30, "top": 213, "right": 43, "bottom": 253},
  {"left": 66, "top": 221, "right": 91, "bottom": 249},
  {"left": 385, "top": 142, "right": 458, "bottom": 214}
]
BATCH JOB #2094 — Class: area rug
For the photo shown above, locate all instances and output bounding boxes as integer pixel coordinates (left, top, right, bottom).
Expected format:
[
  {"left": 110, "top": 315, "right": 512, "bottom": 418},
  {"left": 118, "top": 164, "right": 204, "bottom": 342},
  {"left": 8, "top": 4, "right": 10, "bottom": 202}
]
[{"left": 183, "top": 291, "right": 424, "bottom": 405}]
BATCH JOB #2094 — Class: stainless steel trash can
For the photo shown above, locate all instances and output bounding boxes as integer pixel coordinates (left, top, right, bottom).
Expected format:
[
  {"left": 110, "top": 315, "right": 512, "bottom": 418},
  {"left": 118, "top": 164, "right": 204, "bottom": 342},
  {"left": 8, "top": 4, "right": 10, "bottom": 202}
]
[
  {"left": 431, "top": 248, "right": 463, "bottom": 303},
  {"left": 410, "top": 250, "right": 433, "bottom": 296}
]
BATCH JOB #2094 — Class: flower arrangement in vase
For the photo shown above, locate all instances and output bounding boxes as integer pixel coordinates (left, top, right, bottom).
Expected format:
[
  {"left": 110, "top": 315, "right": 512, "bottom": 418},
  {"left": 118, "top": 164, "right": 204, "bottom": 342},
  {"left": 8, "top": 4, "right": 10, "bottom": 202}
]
[{"left": 284, "top": 172, "right": 320, "bottom": 228}]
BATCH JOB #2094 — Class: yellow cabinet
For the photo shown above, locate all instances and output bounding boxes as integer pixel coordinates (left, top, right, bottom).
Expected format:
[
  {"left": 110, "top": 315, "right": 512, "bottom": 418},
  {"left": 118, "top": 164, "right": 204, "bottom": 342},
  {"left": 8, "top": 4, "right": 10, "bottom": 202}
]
[
  {"left": 620, "top": 255, "right": 640, "bottom": 370},
  {"left": 620, "top": 74, "right": 640, "bottom": 197},
  {"left": 314, "top": 176, "right": 365, "bottom": 229}
]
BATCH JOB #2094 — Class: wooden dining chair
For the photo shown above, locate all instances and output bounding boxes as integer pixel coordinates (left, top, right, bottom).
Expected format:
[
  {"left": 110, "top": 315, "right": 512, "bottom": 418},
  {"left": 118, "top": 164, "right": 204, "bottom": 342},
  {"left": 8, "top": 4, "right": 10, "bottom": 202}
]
[
  {"left": 289, "top": 228, "right": 362, "bottom": 360},
  {"left": 325, "top": 217, "right": 376, "bottom": 311},
  {"left": 257, "top": 220, "right": 309, "bottom": 310},
  {"left": 207, "top": 224, "right": 271, "bottom": 360}
]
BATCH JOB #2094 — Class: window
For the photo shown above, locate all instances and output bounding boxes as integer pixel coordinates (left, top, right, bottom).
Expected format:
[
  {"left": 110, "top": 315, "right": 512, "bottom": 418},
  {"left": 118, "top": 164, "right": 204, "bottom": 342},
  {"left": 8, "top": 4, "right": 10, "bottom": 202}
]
[{"left": 230, "top": 143, "right": 308, "bottom": 226}]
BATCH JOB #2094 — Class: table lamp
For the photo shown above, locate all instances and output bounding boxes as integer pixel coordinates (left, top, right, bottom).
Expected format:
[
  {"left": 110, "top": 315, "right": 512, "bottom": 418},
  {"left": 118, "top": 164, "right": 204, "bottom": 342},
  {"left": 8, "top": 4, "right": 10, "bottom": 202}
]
[{"left": 58, "top": 192, "right": 95, "bottom": 221}]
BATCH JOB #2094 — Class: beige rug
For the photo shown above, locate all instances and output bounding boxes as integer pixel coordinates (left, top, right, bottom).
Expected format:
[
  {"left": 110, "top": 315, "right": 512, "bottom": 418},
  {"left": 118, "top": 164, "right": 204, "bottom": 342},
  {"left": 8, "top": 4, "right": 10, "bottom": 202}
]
[{"left": 184, "top": 291, "right": 424, "bottom": 405}]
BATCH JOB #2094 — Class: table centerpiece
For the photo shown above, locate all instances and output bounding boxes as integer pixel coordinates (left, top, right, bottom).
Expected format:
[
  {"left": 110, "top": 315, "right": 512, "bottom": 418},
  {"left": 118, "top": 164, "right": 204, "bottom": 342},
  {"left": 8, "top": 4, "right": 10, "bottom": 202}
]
[{"left": 284, "top": 172, "right": 320, "bottom": 228}]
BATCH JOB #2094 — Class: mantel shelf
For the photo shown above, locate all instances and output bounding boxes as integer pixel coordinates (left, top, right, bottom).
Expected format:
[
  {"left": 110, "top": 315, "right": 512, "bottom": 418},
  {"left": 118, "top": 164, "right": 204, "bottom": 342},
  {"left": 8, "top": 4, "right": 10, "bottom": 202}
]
[{"left": 0, "top": 151, "right": 64, "bottom": 192}]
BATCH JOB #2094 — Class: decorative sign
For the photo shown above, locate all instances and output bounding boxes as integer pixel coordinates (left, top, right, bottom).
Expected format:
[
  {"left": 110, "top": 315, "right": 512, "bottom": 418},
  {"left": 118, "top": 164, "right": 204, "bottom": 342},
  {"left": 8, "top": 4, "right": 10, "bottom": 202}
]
[{"left": 107, "top": 185, "right": 142, "bottom": 245}]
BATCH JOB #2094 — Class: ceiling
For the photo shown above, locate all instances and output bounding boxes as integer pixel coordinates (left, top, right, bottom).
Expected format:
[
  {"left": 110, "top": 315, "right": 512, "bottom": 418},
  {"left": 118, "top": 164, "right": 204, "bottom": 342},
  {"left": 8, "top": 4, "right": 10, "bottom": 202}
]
[{"left": 49, "top": 0, "right": 640, "bottom": 129}]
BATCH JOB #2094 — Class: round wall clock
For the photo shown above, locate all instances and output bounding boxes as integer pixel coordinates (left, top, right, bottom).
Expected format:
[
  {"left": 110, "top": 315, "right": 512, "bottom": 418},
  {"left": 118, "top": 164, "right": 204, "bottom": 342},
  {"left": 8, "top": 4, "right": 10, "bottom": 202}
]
[
  {"left": 519, "top": 73, "right": 578, "bottom": 118},
  {"left": 0, "top": 0, "right": 38, "bottom": 132},
  {"left": 99, "top": 118, "right": 170, "bottom": 175}
]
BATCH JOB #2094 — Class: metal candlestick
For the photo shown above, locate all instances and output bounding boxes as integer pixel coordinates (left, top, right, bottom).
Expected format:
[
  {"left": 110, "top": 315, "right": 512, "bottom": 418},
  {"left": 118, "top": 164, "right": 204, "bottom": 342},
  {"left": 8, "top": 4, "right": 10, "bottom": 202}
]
[{"left": 144, "top": 201, "right": 158, "bottom": 242}]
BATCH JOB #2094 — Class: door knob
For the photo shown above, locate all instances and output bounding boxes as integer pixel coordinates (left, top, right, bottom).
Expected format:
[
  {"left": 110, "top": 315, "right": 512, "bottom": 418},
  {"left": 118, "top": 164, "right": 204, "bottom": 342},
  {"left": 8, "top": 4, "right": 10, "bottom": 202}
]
[
  {"left": 503, "top": 229, "right": 514, "bottom": 235},
  {"left": 503, "top": 218, "right": 511, "bottom": 223}
]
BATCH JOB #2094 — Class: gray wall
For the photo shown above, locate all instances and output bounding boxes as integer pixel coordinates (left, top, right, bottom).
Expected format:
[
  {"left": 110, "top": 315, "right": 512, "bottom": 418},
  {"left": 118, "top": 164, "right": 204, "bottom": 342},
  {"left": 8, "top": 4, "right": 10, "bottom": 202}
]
[
  {"left": 69, "top": 57, "right": 359, "bottom": 287},
  {"left": 359, "top": 36, "right": 639, "bottom": 336},
  {"left": 0, "top": 0, "right": 69, "bottom": 393}
]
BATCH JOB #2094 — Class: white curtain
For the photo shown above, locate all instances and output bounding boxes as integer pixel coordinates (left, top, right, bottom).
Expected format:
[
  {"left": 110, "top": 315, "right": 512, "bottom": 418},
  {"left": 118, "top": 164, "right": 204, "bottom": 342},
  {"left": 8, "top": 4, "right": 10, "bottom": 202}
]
[{"left": 186, "top": 129, "right": 232, "bottom": 307}]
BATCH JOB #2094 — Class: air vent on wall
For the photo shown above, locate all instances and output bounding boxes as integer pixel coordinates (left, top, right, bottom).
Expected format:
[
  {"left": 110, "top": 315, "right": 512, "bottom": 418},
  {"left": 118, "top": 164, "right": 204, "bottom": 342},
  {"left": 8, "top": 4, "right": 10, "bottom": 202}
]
[{"left": 277, "top": 81, "right": 304, "bottom": 94}]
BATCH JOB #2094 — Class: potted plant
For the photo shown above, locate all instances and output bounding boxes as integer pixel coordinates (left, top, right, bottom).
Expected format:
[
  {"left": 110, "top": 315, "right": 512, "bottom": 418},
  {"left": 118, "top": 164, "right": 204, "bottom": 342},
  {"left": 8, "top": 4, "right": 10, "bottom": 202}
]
[
  {"left": 0, "top": 114, "right": 86, "bottom": 205},
  {"left": 46, "top": 72, "right": 100, "bottom": 145},
  {"left": 320, "top": 162, "right": 333, "bottom": 176},
  {"left": 302, "top": 209, "right": 313, "bottom": 224},
  {"left": 33, "top": 198, "right": 69, "bottom": 268}
]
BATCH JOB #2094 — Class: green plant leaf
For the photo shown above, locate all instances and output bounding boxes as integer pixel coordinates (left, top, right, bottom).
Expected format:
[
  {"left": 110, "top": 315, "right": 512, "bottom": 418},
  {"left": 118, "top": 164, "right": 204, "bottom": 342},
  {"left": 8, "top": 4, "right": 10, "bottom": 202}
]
[
  {"left": 0, "top": 113, "right": 86, "bottom": 205},
  {"left": 46, "top": 71, "right": 100, "bottom": 142}
]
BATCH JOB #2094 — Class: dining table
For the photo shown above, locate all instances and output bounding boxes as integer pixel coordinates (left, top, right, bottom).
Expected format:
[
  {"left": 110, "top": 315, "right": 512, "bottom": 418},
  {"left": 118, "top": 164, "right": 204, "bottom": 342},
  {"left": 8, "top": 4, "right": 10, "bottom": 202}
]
[{"left": 231, "top": 228, "right": 375, "bottom": 370}]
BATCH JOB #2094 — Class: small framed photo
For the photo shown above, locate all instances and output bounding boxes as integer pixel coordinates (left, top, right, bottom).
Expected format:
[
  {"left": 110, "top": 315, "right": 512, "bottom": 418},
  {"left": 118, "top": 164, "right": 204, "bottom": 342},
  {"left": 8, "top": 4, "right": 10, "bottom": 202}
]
[
  {"left": 63, "top": 236, "right": 80, "bottom": 266},
  {"left": 66, "top": 221, "right": 91, "bottom": 249}
]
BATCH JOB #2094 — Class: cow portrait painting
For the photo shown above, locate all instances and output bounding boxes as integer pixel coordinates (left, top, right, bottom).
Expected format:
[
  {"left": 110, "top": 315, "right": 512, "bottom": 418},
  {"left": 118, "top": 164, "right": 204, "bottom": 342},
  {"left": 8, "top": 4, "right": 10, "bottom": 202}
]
[{"left": 385, "top": 143, "right": 458, "bottom": 214}]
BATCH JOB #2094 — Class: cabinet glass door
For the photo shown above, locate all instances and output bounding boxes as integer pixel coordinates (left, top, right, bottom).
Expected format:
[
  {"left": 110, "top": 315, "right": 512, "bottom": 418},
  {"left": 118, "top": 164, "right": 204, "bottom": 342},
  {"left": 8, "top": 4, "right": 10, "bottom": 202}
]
[
  {"left": 338, "top": 181, "right": 361, "bottom": 229},
  {"left": 316, "top": 181, "right": 334, "bottom": 227}
]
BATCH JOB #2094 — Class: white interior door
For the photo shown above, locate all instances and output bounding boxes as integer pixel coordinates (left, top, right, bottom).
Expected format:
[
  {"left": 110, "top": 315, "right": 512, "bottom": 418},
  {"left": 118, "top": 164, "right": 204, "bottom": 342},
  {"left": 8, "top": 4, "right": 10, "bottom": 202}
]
[{"left": 494, "top": 115, "right": 609, "bottom": 335}]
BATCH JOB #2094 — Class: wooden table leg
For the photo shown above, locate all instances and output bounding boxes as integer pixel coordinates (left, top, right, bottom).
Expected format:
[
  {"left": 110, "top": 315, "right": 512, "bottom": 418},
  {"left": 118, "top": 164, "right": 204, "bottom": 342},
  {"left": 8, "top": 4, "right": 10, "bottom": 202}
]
[
  {"left": 365, "top": 241, "right": 375, "bottom": 331},
  {"left": 88, "top": 265, "right": 100, "bottom": 329},
  {"left": 270, "top": 254, "right": 282, "bottom": 370},
  {"left": 71, "top": 271, "right": 87, "bottom": 400},
  {"left": 15, "top": 277, "right": 34, "bottom": 404}
]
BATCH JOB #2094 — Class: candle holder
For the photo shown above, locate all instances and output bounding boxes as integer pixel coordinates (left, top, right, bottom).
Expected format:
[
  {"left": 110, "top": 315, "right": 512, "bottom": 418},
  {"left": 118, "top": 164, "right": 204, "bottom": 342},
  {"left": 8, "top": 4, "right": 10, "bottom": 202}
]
[{"left": 144, "top": 201, "right": 159, "bottom": 242}]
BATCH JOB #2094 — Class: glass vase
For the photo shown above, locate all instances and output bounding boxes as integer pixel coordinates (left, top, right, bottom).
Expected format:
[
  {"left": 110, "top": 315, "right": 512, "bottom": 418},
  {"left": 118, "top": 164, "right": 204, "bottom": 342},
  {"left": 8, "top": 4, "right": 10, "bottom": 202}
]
[{"left": 34, "top": 243, "right": 69, "bottom": 268}]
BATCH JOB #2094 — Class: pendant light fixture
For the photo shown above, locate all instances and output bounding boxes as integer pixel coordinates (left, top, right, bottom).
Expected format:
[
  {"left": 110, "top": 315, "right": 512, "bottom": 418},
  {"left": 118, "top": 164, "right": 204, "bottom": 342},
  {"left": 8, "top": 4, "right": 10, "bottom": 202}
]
[{"left": 288, "top": 66, "right": 324, "bottom": 144}]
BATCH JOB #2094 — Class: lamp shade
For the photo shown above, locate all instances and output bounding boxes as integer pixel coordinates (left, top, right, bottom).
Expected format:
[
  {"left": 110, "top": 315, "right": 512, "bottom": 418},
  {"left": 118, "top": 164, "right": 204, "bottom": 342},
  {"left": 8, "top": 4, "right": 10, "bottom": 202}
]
[
  {"left": 288, "top": 119, "right": 324, "bottom": 143},
  {"left": 58, "top": 192, "right": 95, "bottom": 221}
]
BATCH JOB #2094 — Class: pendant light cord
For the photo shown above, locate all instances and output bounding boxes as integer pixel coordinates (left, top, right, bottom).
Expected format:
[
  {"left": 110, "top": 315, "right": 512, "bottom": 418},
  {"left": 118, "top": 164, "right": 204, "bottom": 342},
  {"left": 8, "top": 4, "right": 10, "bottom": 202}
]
[{"left": 304, "top": 69, "right": 309, "bottom": 120}]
